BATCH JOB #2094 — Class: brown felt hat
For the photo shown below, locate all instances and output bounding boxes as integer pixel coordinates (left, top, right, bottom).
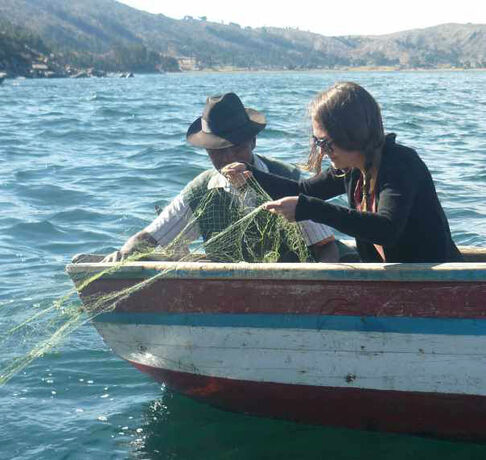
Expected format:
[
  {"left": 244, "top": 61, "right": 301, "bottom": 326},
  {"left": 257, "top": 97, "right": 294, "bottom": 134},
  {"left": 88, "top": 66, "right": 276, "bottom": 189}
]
[{"left": 186, "top": 93, "right": 266, "bottom": 149}]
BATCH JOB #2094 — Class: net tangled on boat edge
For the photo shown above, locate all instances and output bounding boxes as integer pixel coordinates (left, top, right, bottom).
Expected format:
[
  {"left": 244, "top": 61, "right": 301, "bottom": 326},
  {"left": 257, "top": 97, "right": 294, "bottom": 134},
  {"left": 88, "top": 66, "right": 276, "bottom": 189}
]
[{"left": 0, "top": 176, "right": 311, "bottom": 384}]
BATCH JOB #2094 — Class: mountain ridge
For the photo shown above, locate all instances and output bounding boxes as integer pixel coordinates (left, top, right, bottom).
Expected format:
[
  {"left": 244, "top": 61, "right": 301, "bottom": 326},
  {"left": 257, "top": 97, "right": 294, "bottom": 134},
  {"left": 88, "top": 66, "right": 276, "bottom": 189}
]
[{"left": 0, "top": 0, "right": 485, "bottom": 75}]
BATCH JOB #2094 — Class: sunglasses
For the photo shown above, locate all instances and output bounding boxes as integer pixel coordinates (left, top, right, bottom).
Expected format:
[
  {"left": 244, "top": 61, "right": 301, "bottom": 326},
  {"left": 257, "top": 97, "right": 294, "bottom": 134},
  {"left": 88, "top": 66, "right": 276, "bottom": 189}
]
[{"left": 312, "top": 135, "right": 334, "bottom": 154}]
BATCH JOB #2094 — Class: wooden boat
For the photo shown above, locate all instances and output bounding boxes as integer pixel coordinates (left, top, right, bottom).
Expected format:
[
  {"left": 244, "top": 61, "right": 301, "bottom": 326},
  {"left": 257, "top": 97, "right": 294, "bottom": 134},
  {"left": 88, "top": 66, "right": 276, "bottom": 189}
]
[{"left": 67, "top": 245, "right": 486, "bottom": 440}]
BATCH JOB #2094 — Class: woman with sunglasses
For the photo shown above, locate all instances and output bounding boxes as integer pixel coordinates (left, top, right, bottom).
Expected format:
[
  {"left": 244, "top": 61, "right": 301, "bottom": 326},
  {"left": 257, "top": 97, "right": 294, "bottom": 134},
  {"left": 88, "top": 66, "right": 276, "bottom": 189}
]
[{"left": 223, "top": 82, "right": 462, "bottom": 263}]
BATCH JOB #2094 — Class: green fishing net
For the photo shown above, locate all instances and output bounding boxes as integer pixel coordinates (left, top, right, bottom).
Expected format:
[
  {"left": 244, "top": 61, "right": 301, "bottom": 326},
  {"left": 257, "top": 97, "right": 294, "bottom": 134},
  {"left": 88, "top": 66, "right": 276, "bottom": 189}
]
[
  {"left": 163, "top": 175, "right": 311, "bottom": 263},
  {"left": 0, "top": 175, "right": 311, "bottom": 384}
]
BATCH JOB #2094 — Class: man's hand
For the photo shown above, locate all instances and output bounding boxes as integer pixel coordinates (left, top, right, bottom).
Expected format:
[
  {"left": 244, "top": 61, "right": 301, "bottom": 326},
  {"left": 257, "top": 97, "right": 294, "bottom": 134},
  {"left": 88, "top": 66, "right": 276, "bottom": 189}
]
[
  {"left": 101, "top": 231, "right": 157, "bottom": 263},
  {"left": 221, "top": 162, "right": 252, "bottom": 188},
  {"left": 102, "top": 250, "right": 126, "bottom": 263},
  {"left": 262, "top": 196, "right": 299, "bottom": 222},
  {"left": 310, "top": 239, "right": 339, "bottom": 263}
]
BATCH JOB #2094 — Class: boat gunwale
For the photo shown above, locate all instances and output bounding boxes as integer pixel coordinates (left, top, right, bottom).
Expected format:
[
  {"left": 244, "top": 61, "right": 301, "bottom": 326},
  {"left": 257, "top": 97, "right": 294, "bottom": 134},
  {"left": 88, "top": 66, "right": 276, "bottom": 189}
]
[{"left": 66, "top": 260, "right": 486, "bottom": 283}]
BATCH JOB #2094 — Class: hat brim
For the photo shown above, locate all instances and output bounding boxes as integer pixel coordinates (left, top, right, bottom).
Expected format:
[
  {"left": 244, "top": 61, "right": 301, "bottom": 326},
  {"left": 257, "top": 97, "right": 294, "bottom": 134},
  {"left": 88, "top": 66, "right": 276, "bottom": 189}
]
[{"left": 186, "top": 108, "right": 266, "bottom": 149}]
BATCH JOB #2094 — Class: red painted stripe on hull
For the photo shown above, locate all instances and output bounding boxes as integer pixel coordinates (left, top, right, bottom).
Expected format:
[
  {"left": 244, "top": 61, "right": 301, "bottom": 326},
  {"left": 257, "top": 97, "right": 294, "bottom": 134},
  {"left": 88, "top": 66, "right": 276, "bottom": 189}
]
[
  {"left": 130, "top": 361, "right": 486, "bottom": 440},
  {"left": 82, "top": 278, "right": 486, "bottom": 318}
]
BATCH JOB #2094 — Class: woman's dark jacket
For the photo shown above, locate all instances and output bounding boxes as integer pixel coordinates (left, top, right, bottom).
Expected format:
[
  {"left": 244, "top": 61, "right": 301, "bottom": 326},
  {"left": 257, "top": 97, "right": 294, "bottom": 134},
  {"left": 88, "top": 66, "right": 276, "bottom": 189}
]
[{"left": 250, "top": 134, "right": 462, "bottom": 263}]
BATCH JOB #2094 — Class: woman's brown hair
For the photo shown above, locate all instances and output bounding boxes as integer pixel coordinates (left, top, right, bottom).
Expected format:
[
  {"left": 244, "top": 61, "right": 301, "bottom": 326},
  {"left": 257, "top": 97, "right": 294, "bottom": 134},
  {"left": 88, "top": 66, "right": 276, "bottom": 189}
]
[{"left": 307, "top": 82, "right": 385, "bottom": 211}]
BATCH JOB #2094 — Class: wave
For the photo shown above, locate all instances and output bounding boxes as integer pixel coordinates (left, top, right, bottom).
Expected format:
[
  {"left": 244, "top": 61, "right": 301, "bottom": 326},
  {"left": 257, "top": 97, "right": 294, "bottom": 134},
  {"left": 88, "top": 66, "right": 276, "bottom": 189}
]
[{"left": 13, "top": 184, "right": 92, "bottom": 206}]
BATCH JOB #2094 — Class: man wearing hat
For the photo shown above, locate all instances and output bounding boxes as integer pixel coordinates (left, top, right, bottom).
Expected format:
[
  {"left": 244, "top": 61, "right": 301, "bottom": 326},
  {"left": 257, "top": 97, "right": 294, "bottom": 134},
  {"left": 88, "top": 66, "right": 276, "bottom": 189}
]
[{"left": 103, "top": 93, "right": 339, "bottom": 263}]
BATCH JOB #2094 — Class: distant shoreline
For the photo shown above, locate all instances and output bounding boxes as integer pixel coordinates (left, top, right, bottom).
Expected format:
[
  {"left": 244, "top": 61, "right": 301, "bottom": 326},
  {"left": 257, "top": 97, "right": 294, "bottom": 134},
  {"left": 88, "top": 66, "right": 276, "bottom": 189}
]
[
  {"left": 3, "top": 67, "right": 485, "bottom": 80},
  {"left": 182, "top": 67, "right": 486, "bottom": 74}
]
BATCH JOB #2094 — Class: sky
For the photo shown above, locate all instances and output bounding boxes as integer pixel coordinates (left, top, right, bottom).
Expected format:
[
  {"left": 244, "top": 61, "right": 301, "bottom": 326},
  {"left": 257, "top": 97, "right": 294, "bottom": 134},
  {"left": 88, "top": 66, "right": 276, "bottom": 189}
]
[{"left": 118, "top": 0, "right": 486, "bottom": 36}]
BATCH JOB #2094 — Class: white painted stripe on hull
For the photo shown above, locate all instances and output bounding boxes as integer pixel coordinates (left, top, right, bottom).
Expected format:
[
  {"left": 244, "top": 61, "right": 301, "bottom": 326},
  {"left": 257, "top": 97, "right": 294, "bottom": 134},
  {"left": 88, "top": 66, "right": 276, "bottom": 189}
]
[{"left": 95, "top": 323, "right": 486, "bottom": 396}]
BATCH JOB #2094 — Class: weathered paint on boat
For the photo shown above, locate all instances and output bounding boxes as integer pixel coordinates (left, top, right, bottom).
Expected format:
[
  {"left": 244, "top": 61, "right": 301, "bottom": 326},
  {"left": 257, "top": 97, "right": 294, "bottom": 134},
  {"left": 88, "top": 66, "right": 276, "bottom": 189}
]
[{"left": 67, "top": 251, "right": 486, "bottom": 439}]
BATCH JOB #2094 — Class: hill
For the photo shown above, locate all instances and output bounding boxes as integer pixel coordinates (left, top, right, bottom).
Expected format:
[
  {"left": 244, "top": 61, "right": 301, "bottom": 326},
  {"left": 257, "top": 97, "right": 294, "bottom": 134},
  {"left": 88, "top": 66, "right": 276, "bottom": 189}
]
[{"left": 0, "top": 0, "right": 485, "bottom": 76}]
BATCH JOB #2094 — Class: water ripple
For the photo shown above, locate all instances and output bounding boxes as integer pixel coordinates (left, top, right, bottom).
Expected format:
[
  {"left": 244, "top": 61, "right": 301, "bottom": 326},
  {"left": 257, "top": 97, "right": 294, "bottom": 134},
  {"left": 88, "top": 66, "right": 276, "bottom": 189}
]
[{"left": 1, "top": 71, "right": 485, "bottom": 458}]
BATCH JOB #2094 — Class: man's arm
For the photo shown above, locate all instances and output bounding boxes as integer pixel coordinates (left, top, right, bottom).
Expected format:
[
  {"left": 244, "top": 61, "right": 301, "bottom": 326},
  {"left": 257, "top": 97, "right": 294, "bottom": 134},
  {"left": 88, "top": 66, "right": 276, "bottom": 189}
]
[
  {"left": 297, "top": 219, "right": 340, "bottom": 262},
  {"left": 102, "top": 231, "right": 157, "bottom": 262}
]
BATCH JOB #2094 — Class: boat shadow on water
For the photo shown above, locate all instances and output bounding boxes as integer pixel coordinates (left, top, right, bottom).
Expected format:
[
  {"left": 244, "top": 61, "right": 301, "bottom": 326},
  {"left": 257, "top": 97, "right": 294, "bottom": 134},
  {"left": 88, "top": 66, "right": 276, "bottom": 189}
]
[{"left": 134, "top": 390, "right": 486, "bottom": 460}]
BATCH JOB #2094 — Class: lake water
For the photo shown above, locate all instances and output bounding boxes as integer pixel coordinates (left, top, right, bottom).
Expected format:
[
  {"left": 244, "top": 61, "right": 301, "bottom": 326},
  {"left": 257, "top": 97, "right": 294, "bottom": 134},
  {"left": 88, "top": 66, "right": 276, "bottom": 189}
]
[{"left": 1, "top": 71, "right": 485, "bottom": 459}]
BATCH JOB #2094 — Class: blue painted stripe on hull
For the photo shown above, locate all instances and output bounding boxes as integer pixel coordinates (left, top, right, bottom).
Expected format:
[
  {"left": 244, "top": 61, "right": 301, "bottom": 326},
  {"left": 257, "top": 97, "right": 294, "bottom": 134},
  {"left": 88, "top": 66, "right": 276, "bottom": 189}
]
[
  {"left": 94, "top": 312, "right": 486, "bottom": 336},
  {"left": 85, "top": 267, "right": 486, "bottom": 282}
]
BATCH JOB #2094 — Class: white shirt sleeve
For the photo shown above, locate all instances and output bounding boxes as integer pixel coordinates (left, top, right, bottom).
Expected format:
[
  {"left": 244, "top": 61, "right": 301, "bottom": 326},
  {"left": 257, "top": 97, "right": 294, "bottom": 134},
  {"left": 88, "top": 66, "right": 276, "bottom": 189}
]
[
  {"left": 297, "top": 221, "right": 334, "bottom": 246},
  {"left": 144, "top": 192, "right": 200, "bottom": 247}
]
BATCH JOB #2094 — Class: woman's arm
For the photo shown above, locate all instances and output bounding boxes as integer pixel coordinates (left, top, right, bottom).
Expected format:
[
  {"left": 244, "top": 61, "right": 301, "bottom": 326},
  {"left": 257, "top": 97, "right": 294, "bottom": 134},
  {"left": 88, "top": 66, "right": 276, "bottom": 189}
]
[
  {"left": 295, "top": 165, "right": 421, "bottom": 246},
  {"left": 248, "top": 164, "right": 347, "bottom": 201}
]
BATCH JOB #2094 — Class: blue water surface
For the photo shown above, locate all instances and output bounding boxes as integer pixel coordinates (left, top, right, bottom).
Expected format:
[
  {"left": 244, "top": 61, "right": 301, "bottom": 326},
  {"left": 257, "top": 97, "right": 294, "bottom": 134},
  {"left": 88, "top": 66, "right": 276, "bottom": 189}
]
[{"left": 0, "top": 71, "right": 485, "bottom": 459}]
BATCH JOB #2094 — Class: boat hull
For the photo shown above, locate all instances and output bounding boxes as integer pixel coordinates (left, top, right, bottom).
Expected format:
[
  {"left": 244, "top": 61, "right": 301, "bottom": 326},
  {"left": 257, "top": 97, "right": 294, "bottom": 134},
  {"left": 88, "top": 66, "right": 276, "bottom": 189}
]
[
  {"left": 131, "top": 363, "right": 486, "bottom": 440},
  {"left": 67, "top": 260, "right": 486, "bottom": 439}
]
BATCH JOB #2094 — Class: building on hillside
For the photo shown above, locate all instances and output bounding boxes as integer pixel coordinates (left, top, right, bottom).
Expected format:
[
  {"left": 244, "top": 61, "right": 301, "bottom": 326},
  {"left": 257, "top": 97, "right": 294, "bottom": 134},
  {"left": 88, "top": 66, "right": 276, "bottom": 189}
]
[{"left": 177, "top": 57, "right": 197, "bottom": 71}]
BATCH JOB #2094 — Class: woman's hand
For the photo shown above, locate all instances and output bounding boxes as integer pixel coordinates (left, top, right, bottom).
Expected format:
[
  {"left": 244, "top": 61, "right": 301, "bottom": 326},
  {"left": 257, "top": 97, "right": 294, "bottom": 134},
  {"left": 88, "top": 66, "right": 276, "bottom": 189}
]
[
  {"left": 262, "top": 196, "right": 299, "bottom": 222},
  {"left": 221, "top": 162, "right": 253, "bottom": 188}
]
